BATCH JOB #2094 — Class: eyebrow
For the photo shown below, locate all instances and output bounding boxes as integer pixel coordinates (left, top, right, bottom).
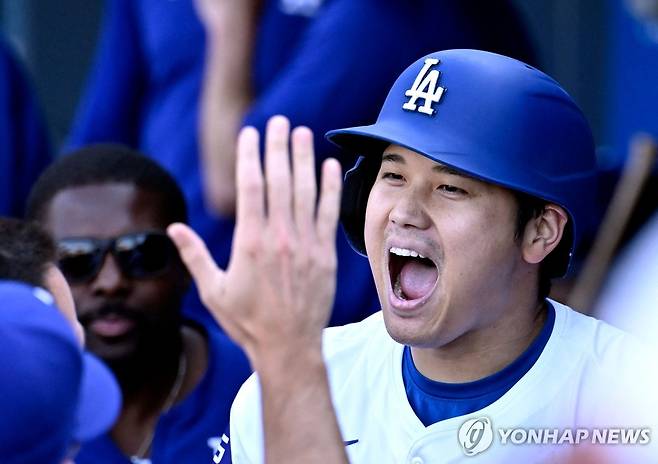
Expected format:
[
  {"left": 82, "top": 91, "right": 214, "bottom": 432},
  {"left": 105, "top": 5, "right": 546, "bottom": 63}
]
[{"left": 381, "top": 152, "right": 469, "bottom": 178}]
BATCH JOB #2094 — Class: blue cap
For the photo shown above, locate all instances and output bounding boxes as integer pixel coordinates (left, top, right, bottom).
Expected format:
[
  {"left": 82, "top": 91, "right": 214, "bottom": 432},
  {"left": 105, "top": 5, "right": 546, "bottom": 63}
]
[{"left": 0, "top": 280, "right": 121, "bottom": 462}]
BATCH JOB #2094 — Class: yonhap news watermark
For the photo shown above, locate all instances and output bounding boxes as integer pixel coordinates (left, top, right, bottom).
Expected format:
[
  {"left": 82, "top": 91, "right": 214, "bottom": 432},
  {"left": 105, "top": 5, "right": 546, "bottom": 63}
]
[{"left": 458, "top": 417, "right": 651, "bottom": 457}]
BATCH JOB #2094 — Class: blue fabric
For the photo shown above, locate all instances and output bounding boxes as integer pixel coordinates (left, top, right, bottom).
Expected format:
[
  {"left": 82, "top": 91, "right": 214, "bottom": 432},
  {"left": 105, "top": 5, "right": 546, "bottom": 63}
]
[
  {"left": 0, "top": 281, "right": 79, "bottom": 462},
  {"left": 74, "top": 326, "right": 252, "bottom": 463},
  {"left": 0, "top": 38, "right": 51, "bottom": 217},
  {"left": 0, "top": 281, "right": 120, "bottom": 463},
  {"left": 606, "top": 0, "right": 658, "bottom": 169},
  {"left": 403, "top": 303, "right": 556, "bottom": 427},
  {"left": 67, "top": 0, "right": 534, "bottom": 327}
]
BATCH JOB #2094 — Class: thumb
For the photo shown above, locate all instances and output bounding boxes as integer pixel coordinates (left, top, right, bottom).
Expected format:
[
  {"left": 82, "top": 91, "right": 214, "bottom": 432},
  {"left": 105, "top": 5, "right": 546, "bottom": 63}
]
[{"left": 167, "top": 223, "right": 225, "bottom": 295}]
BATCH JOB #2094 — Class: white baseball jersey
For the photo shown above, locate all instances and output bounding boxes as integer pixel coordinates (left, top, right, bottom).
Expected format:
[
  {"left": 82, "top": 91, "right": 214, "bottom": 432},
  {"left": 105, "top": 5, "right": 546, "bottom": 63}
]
[{"left": 229, "top": 301, "right": 656, "bottom": 463}]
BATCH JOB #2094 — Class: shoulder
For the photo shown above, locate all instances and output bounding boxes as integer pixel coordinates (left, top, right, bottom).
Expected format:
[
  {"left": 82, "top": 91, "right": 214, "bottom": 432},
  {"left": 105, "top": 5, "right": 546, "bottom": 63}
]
[
  {"left": 183, "top": 324, "right": 252, "bottom": 412},
  {"left": 173, "top": 325, "right": 251, "bottom": 425},
  {"left": 229, "top": 312, "right": 396, "bottom": 461},
  {"left": 549, "top": 299, "right": 640, "bottom": 364},
  {"left": 549, "top": 300, "right": 656, "bottom": 423},
  {"left": 232, "top": 312, "right": 389, "bottom": 415},
  {"left": 321, "top": 311, "right": 388, "bottom": 356},
  {"left": 320, "top": 311, "right": 396, "bottom": 382}
]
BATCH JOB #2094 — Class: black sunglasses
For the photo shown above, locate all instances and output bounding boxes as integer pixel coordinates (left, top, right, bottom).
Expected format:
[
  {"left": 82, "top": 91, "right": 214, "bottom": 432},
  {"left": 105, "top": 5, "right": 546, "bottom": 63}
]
[{"left": 57, "top": 231, "right": 178, "bottom": 283}]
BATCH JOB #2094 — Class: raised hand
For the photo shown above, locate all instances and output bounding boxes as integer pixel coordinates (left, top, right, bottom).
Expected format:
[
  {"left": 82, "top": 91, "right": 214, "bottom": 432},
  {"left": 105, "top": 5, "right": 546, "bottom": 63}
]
[{"left": 168, "top": 115, "right": 342, "bottom": 364}]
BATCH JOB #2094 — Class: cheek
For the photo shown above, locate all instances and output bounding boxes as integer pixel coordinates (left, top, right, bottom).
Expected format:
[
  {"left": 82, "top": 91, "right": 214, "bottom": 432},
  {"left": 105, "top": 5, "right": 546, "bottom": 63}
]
[
  {"left": 136, "top": 278, "right": 185, "bottom": 311},
  {"left": 440, "top": 211, "right": 519, "bottom": 286}
]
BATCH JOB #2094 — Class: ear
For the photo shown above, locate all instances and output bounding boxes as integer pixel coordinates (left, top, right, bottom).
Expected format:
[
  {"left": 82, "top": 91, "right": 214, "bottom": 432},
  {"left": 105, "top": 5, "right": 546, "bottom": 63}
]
[{"left": 521, "top": 204, "right": 568, "bottom": 265}]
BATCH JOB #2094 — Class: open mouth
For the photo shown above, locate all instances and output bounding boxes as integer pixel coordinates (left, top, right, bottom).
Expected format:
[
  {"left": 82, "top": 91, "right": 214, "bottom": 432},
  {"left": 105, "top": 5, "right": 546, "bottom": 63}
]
[{"left": 388, "top": 247, "right": 439, "bottom": 302}]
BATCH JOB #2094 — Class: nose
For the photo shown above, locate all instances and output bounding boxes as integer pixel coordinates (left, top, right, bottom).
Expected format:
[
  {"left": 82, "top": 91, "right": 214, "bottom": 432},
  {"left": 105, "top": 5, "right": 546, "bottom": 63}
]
[
  {"left": 389, "top": 189, "right": 431, "bottom": 230},
  {"left": 90, "top": 252, "right": 131, "bottom": 297}
]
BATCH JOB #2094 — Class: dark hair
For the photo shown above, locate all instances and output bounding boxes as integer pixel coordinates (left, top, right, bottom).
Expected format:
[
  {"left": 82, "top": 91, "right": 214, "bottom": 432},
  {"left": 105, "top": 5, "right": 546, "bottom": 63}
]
[
  {"left": 513, "top": 192, "right": 573, "bottom": 301},
  {"left": 25, "top": 144, "right": 187, "bottom": 226},
  {"left": 0, "top": 217, "right": 56, "bottom": 287}
]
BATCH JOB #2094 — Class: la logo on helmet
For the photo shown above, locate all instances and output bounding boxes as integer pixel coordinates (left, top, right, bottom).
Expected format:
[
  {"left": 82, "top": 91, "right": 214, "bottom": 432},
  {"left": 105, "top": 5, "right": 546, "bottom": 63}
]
[{"left": 402, "top": 58, "right": 446, "bottom": 116}]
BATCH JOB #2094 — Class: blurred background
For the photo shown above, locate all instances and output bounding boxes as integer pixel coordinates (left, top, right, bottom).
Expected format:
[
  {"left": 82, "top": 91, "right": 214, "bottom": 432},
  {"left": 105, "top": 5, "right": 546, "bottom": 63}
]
[{"left": 3, "top": 0, "right": 657, "bottom": 163}]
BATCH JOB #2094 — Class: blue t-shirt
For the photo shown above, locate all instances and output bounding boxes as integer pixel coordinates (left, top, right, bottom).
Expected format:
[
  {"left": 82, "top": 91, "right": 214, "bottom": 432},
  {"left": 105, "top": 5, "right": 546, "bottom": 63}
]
[
  {"left": 0, "top": 38, "right": 51, "bottom": 217},
  {"left": 403, "top": 303, "right": 556, "bottom": 427},
  {"left": 68, "top": 0, "right": 535, "bottom": 327},
  {"left": 74, "top": 327, "right": 252, "bottom": 464}
]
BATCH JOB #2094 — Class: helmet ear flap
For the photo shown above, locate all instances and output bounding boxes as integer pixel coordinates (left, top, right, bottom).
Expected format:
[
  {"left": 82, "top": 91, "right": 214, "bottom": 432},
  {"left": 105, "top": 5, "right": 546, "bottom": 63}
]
[{"left": 340, "top": 156, "right": 381, "bottom": 257}]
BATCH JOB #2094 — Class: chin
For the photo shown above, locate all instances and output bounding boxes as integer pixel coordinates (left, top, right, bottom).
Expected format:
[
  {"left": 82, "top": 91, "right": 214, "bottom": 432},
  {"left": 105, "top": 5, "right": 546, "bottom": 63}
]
[
  {"left": 386, "top": 326, "right": 441, "bottom": 348},
  {"left": 382, "top": 303, "right": 463, "bottom": 349},
  {"left": 382, "top": 307, "right": 432, "bottom": 346},
  {"left": 85, "top": 334, "right": 139, "bottom": 363}
]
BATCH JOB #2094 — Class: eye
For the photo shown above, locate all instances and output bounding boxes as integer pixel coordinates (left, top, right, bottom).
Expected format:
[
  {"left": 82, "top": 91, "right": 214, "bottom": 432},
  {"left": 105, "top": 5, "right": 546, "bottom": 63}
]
[
  {"left": 381, "top": 172, "right": 405, "bottom": 182},
  {"left": 437, "top": 184, "right": 467, "bottom": 195}
]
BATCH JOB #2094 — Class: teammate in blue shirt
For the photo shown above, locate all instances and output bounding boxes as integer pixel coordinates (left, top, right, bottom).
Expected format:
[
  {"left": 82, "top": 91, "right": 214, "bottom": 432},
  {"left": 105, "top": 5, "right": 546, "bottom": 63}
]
[
  {"left": 26, "top": 145, "right": 251, "bottom": 464},
  {"left": 68, "top": 0, "right": 535, "bottom": 328}
]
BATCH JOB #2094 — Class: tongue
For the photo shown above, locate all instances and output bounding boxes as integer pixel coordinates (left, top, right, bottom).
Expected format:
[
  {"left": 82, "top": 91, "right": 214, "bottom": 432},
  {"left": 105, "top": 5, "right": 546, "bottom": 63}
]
[{"left": 399, "top": 260, "right": 438, "bottom": 300}]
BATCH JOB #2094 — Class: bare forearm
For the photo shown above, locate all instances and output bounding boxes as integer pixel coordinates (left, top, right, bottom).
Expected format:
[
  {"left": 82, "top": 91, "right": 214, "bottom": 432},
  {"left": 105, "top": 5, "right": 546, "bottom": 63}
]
[
  {"left": 169, "top": 118, "right": 346, "bottom": 463},
  {"left": 198, "top": 8, "right": 256, "bottom": 215},
  {"left": 252, "top": 344, "right": 348, "bottom": 464}
]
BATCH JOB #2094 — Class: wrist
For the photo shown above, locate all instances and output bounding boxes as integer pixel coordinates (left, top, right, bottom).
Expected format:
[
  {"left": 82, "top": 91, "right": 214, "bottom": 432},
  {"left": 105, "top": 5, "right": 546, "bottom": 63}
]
[{"left": 250, "top": 338, "right": 324, "bottom": 378}]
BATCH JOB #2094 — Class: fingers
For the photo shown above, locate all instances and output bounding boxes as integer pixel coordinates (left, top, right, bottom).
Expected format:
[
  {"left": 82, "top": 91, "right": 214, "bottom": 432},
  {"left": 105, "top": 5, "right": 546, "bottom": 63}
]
[
  {"left": 167, "top": 223, "right": 225, "bottom": 294},
  {"left": 236, "top": 126, "right": 265, "bottom": 233},
  {"left": 238, "top": 116, "right": 340, "bottom": 246},
  {"left": 316, "top": 158, "right": 343, "bottom": 245},
  {"left": 291, "top": 126, "right": 317, "bottom": 234},
  {"left": 265, "top": 116, "right": 293, "bottom": 225}
]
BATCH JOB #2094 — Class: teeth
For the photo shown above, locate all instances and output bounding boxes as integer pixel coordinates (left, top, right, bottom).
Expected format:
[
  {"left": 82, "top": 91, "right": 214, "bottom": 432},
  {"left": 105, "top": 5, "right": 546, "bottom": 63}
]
[{"left": 389, "top": 247, "right": 426, "bottom": 259}]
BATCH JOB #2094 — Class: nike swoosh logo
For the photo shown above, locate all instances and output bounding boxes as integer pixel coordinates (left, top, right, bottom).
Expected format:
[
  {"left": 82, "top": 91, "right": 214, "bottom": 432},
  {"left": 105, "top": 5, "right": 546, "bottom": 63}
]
[{"left": 344, "top": 439, "right": 359, "bottom": 446}]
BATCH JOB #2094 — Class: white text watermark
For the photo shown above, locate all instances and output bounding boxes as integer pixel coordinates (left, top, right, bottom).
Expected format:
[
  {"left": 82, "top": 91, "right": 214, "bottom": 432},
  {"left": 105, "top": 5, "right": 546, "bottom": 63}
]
[{"left": 458, "top": 417, "right": 651, "bottom": 456}]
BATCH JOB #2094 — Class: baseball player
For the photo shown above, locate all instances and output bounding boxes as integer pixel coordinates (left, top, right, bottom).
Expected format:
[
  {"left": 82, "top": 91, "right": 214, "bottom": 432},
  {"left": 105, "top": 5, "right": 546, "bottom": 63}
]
[
  {"left": 0, "top": 216, "right": 84, "bottom": 344},
  {"left": 169, "top": 49, "right": 656, "bottom": 463},
  {"left": 0, "top": 280, "right": 121, "bottom": 463}
]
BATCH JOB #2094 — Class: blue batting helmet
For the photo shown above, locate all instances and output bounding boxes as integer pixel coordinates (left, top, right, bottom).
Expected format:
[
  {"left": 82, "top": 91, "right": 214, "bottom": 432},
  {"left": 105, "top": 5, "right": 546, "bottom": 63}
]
[
  {"left": 0, "top": 280, "right": 121, "bottom": 462},
  {"left": 326, "top": 49, "right": 597, "bottom": 277}
]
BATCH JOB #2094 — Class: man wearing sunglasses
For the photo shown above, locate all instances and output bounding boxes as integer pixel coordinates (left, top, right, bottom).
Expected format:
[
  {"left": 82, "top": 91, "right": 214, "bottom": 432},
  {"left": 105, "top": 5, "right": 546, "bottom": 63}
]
[{"left": 26, "top": 144, "right": 252, "bottom": 464}]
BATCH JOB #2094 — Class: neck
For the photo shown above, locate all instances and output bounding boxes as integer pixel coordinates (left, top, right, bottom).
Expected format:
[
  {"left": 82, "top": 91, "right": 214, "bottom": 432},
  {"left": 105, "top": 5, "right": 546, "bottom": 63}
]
[
  {"left": 110, "top": 328, "right": 183, "bottom": 416},
  {"left": 411, "top": 299, "right": 547, "bottom": 383},
  {"left": 109, "top": 324, "right": 209, "bottom": 458}
]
